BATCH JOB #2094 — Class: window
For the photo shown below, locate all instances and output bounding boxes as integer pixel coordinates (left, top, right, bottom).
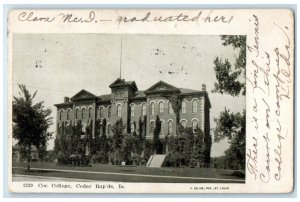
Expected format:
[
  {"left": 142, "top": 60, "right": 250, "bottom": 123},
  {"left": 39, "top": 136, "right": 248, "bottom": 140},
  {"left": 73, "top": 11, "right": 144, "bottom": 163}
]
[
  {"left": 131, "top": 123, "right": 135, "bottom": 133},
  {"left": 150, "top": 102, "right": 155, "bottom": 115},
  {"left": 67, "top": 109, "right": 71, "bottom": 120},
  {"left": 168, "top": 102, "right": 174, "bottom": 114},
  {"left": 59, "top": 110, "right": 63, "bottom": 121},
  {"left": 82, "top": 108, "right": 86, "bottom": 119},
  {"left": 131, "top": 105, "right": 135, "bottom": 117},
  {"left": 76, "top": 108, "right": 79, "bottom": 119},
  {"left": 117, "top": 104, "right": 122, "bottom": 117},
  {"left": 168, "top": 121, "right": 173, "bottom": 135},
  {"left": 150, "top": 121, "right": 155, "bottom": 133},
  {"left": 107, "top": 106, "right": 111, "bottom": 118},
  {"left": 142, "top": 103, "right": 146, "bottom": 116},
  {"left": 160, "top": 121, "right": 164, "bottom": 134},
  {"left": 181, "top": 120, "right": 187, "bottom": 128},
  {"left": 107, "top": 124, "right": 111, "bottom": 135},
  {"left": 192, "top": 100, "right": 198, "bottom": 113},
  {"left": 159, "top": 102, "right": 164, "bottom": 114},
  {"left": 192, "top": 120, "right": 198, "bottom": 131},
  {"left": 182, "top": 101, "right": 187, "bottom": 114},
  {"left": 88, "top": 107, "right": 92, "bottom": 118},
  {"left": 100, "top": 107, "right": 104, "bottom": 118}
]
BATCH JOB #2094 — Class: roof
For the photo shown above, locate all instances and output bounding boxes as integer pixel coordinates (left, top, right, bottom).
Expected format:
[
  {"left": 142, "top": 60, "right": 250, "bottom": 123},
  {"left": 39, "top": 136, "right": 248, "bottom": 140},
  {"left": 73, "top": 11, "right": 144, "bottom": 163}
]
[
  {"left": 144, "top": 80, "right": 180, "bottom": 94},
  {"left": 109, "top": 78, "right": 138, "bottom": 91},
  {"left": 179, "top": 88, "right": 200, "bottom": 94},
  {"left": 54, "top": 79, "right": 211, "bottom": 108},
  {"left": 71, "top": 89, "right": 98, "bottom": 101},
  {"left": 98, "top": 94, "right": 111, "bottom": 102}
]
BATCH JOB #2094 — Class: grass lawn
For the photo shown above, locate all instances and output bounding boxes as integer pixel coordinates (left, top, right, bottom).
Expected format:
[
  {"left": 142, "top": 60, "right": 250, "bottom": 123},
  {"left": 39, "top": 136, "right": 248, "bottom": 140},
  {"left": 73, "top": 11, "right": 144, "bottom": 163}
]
[{"left": 12, "top": 162, "right": 245, "bottom": 183}]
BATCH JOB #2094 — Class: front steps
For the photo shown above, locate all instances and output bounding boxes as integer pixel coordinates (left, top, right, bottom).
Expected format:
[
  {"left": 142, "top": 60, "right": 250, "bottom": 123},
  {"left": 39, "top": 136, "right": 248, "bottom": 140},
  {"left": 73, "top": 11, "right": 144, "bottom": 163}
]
[{"left": 146, "top": 154, "right": 166, "bottom": 168}]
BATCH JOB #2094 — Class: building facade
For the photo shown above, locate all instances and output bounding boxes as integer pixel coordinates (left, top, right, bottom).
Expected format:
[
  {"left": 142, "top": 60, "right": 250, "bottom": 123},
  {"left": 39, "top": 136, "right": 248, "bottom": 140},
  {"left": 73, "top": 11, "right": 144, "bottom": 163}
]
[{"left": 54, "top": 78, "right": 211, "bottom": 154}]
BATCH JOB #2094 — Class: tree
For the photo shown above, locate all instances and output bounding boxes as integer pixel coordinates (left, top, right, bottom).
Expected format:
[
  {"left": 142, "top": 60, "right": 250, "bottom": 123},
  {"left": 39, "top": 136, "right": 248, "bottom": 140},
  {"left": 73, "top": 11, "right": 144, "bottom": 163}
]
[
  {"left": 121, "top": 134, "right": 133, "bottom": 164},
  {"left": 166, "top": 94, "right": 183, "bottom": 135},
  {"left": 191, "top": 127, "right": 205, "bottom": 167},
  {"left": 111, "top": 119, "right": 125, "bottom": 165},
  {"left": 153, "top": 115, "right": 161, "bottom": 154},
  {"left": 212, "top": 35, "right": 246, "bottom": 170},
  {"left": 38, "top": 141, "right": 48, "bottom": 162},
  {"left": 13, "top": 84, "right": 53, "bottom": 170},
  {"left": 214, "top": 109, "right": 246, "bottom": 169},
  {"left": 137, "top": 117, "right": 143, "bottom": 153},
  {"left": 212, "top": 35, "right": 246, "bottom": 96}
]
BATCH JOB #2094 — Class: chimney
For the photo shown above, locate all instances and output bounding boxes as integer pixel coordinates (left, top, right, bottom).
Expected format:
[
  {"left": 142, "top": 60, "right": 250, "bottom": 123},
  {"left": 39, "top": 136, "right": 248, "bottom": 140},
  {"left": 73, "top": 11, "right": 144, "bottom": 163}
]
[
  {"left": 202, "top": 84, "right": 206, "bottom": 91},
  {"left": 64, "top": 97, "right": 69, "bottom": 103}
]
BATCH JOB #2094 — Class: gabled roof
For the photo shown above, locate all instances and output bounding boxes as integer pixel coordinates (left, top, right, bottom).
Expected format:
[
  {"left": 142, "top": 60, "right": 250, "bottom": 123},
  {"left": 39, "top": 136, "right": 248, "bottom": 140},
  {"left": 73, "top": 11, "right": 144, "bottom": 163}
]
[
  {"left": 109, "top": 78, "right": 138, "bottom": 91},
  {"left": 71, "top": 89, "right": 98, "bottom": 100},
  {"left": 144, "top": 80, "right": 180, "bottom": 94}
]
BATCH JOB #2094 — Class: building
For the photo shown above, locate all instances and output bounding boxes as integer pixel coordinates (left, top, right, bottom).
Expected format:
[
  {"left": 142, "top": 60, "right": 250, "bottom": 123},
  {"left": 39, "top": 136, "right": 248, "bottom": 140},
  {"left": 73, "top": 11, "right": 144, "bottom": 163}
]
[{"left": 54, "top": 78, "right": 211, "bottom": 154}]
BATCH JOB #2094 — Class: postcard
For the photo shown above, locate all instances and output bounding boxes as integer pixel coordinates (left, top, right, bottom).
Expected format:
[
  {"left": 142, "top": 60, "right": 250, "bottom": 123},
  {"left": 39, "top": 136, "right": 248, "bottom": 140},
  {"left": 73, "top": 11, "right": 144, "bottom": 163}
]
[{"left": 8, "top": 9, "right": 294, "bottom": 193}]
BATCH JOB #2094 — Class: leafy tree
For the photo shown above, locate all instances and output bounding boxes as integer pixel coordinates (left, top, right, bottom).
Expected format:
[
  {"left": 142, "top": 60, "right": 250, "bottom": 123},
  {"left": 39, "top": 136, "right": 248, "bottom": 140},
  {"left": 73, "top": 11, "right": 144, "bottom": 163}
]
[
  {"left": 192, "top": 127, "right": 206, "bottom": 167},
  {"left": 134, "top": 116, "right": 144, "bottom": 157},
  {"left": 153, "top": 115, "right": 162, "bottom": 154},
  {"left": 212, "top": 35, "right": 246, "bottom": 170},
  {"left": 165, "top": 94, "right": 183, "bottom": 135},
  {"left": 121, "top": 134, "right": 133, "bottom": 164},
  {"left": 102, "top": 118, "right": 107, "bottom": 136},
  {"left": 214, "top": 108, "right": 244, "bottom": 142},
  {"left": 38, "top": 141, "right": 49, "bottom": 162},
  {"left": 212, "top": 35, "right": 246, "bottom": 96},
  {"left": 98, "top": 118, "right": 108, "bottom": 163},
  {"left": 13, "top": 84, "right": 53, "bottom": 170},
  {"left": 204, "top": 130, "right": 212, "bottom": 164},
  {"left": 214, "top": 109, "right": 246, "bottom": 169},
  {"left": 111, "top": 119, "right": 125, "bottom": 165}
]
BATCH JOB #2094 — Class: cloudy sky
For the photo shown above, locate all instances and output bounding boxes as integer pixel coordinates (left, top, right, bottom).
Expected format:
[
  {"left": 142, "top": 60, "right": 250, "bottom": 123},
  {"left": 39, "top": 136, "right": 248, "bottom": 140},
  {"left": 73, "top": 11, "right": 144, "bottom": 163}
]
[{"left": 12, "top": 34, "right": 245, "bottom": 157}]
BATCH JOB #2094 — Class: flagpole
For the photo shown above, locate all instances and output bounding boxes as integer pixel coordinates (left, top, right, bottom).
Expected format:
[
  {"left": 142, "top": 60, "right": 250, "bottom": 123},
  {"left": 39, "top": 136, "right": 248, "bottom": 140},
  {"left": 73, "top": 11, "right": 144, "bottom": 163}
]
[{"left": 120, "top": 37, "right": 122, "bottom": 79}]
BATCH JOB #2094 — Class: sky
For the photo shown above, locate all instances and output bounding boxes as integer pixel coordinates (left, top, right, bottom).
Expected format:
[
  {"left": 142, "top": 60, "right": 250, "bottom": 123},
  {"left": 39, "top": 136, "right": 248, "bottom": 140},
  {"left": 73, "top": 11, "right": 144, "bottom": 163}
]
[{"left": 12, "top": 34, "right": 245, "bottom": 157}]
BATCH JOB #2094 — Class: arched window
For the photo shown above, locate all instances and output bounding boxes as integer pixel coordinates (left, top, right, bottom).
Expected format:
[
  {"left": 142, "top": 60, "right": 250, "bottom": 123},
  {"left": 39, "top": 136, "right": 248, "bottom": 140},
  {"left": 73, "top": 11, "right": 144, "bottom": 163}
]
[
  {"left": 107, "top": 124, "right": 111, "bottom": 135},
  {"left": 131, "top": 105, "right": 135, "bottom": 117},
  {"left": 192, "top": 119, "right": 198, "bottom": 131},
  {"left": 192, "top": 100, "right": 198, "bottom": 113},
  {"left": 150, "top": 121, "right": 155, "bottom": 133},
  {"left": 75, "top": 108, "right": 80, "bottom": 119},
  {"left": 88, "top": 107, "right": 92, "bottom": 118},
  {"left": 59, "top": 110, "right": 63, "bottom": 121},
  {"left": 159, "top": 101, "right": 164, "bottom": 114},
  {"left": 181, "top": 120, "right": 187, "bottom": 128},
  {"left": 67, "top": 109, "right": 71, "bottom": 120},
  {"left": 160, "top": 121, "right": 165, "bottom": 134},
  {"left": 131, "top": 123, "right": 135, "bottom": 133},
  {"left": 107, "top": 106, "right": 111, "bottom": 118},
  {"left": 82, "top": 108, "right": 86, "bottom": 119},
  {"left": 150, "top": 102, "right": 155, "bottom": 115},
  {"left": 99, "top": 107, "right": 104, "bottom": 118},
  {"left": 142, "top": 103, "right": 146, "bottom": 116},
  {"left": 117, "top": 104, "right": 122, "bottom": 117},
  {"left": 168, "top": 102, "right": 173, "bottom": 114},
  {"left": 182, "top": 101, "right": 187, "bottom": 114},
  {"left": 168, "top": 120, "right": 173, "bottom": 135}
]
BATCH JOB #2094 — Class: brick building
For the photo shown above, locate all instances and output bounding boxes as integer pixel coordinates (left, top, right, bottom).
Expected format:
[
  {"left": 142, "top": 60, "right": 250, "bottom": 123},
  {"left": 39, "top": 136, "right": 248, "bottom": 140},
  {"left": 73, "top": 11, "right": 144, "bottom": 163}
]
[{"left": 54, "top": 78, "right": 211, "bottom": 154}]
